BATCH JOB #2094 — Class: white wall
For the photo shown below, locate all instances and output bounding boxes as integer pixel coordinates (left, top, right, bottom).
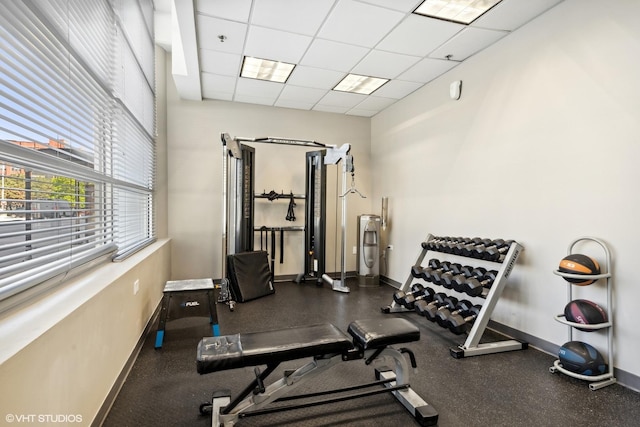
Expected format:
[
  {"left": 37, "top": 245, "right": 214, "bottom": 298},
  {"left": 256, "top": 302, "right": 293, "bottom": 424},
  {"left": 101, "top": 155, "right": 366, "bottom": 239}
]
[
  {"left": 371, "top": 0, "right": 640, "bottom": 381},
  {"left": 0, "top": 240, "right": 171, "bottom": 425},
  {"left": 166, "top": 63, "right": 372, "bottom": 281}
]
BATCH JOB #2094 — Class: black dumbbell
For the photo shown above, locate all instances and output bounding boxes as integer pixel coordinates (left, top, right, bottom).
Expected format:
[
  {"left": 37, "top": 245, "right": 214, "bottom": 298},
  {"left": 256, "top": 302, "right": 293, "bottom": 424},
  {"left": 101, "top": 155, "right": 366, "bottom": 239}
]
[
  {"left": 440, "top": 272, "right": 460, "bottom": 290},
  {"left": 435, "top": 299, "right": 473, "bottom": 327},
  {"left": 393, "top": 283, "right": 427, "bottom": 308},
  {"left": 465, "top": 270, "right": 498, "bottom": 297},
  {"left": 428, "top": 263, "right": 463, "bottom": 285},
  {"left": 441, "top": 268, "right": 471, "bottom": 290},
  {"left": 481, "top": 239, "right": 514, "bottom": 262},
  {"left": 440, "top": 237, "right": 466, "bottom": 254},
  {"left": 419, "top": 259, "right": 449, "bottom": 281},
  {"left": 414, "top": 292, "right": 447, "bottom": 316},
  {"left": 411, "top": 265, "right": 424, "bottom": 279},
  {"left": 461, "top": 239, "right": 492, "bottom": 257},
  {"left": 413, "top": 288, "right": 438, "bottom": 316},
  {"left": 451, "top": 267, "right": 486, "bottom": 293},
  {"left": 448, "top": 266, "right": 476, "bottom": 292},
  {"left": 427, "top": 237, "right": 466, "bottom": 253},
  {"left": 453, "top": 238, "right": 482, "bottom": 256},
  {"left": 447, "top": 304, "right": 483, "bottom": 335},
  {"left": 422, "top": 295, "right": 459, "bottom": 322},
  {"left": 468, "top": 239, "right": 494, "bottom": 259},
  {"left": 403, "top": 286, "right": 436, "bottom": 309},
  {"left": 422, "top": 236, "right": 448, "bottom": 251},
  {"left": 450, "top": 238, "right": 472, "bottom": 255}
]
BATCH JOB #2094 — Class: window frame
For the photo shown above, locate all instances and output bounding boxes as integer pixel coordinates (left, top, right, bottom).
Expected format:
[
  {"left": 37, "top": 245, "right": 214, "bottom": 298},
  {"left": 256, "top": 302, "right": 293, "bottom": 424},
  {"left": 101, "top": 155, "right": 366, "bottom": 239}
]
[{"left": 0, "top": 0, "right": 156, "bottom": 313}]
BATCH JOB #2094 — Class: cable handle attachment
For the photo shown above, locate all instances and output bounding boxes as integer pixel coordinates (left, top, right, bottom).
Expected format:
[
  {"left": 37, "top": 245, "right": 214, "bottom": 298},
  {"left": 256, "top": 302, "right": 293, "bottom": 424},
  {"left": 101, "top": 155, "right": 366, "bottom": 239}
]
[{"left": 340, "top": 155, "right": 366, "bottom": 198}]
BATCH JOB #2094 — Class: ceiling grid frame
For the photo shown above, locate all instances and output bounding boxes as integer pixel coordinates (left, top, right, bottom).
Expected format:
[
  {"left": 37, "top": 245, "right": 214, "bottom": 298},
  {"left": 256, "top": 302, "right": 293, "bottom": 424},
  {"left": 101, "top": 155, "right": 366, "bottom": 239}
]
[{"left": 154, "top": 0, "right": 566, "bottom": 117}]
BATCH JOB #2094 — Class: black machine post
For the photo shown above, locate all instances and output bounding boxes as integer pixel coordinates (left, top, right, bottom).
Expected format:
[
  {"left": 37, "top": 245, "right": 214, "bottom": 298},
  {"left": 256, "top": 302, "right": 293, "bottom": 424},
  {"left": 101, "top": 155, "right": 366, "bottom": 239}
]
[
  {"left": 228, "top": 143, "right": 255, "bottom": 254},
  {"left": 301, "top": 150, "right": 327, "bottom": 284}
]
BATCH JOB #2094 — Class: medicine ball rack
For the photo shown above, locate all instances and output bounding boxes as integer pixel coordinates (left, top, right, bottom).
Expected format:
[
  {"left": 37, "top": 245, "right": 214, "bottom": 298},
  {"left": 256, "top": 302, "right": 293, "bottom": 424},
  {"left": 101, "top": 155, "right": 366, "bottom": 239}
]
[
  {"left": 549, "top": 236, "right": 616, "bottom": 390},
  {"left": 383, "top": 234, "right": 526, "bottom": 358}
]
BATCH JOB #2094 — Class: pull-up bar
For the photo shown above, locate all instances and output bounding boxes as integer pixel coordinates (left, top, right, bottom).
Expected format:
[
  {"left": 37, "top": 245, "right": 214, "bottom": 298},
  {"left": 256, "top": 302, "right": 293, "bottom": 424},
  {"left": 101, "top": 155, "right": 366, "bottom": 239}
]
[{"left": 234, "top": 136, "right": 335, "bottom": 149}]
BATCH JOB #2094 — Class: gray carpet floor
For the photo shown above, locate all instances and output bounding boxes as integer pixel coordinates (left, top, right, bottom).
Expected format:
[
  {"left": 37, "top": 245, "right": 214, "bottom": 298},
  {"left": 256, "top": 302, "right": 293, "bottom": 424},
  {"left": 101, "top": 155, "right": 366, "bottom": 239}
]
[{"left": 104, "top": 279, "right": 640, "bottom": 426}]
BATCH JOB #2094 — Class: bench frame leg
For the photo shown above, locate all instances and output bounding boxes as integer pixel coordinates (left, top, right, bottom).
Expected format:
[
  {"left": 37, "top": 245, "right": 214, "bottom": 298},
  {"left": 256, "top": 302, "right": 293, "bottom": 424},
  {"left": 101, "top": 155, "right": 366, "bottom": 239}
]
[
  {"left": 218, "top": 355, "right": 338, "bottom": 425},
  {"left": 208, "top": 347, "right": 437, "bottom": 427}
]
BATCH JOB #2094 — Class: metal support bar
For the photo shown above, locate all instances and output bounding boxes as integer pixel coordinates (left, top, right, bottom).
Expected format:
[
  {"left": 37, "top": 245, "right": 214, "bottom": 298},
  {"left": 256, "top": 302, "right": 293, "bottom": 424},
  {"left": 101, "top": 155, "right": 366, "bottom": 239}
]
[
  {"left": 234, "top": 136, "right": 332, "bottom": 148},
  {"left": 381, "top": 234, "right": 433, "bottom": 314},
  {"left": 376, "top": 369, "right": 439, "bottom": 426},
  {"left": 254, "top": 226, "right": 305, "bottom": 232},
  {"left": 255, "top": 193, "right": 306, "bottom": 199},
  {"left": 220, "top": 134, "right": 230, "bottom": 281},
  {"left": 461, "top": 242, "right": 524, "bottom": 350}
]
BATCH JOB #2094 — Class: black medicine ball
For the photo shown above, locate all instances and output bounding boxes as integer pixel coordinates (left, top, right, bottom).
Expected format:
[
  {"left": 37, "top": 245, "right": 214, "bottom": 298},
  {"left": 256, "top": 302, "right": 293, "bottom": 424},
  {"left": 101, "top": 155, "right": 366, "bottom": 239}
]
[
  {"left": 558, "top": 254, "right": 601, "bottom": 286},
  {"left": 564, "top": 299, "right": 607, "bottom": 331},
  {"left": 558, "top": 341, "right": 607, "bottom": 376}
]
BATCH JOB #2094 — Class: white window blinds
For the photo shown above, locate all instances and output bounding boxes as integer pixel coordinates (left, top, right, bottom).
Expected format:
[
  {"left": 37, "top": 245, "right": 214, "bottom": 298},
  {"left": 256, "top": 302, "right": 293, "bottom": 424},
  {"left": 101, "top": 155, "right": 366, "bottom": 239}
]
[{"left": 0, "top": 0, "right": 156, "bottom": 309}]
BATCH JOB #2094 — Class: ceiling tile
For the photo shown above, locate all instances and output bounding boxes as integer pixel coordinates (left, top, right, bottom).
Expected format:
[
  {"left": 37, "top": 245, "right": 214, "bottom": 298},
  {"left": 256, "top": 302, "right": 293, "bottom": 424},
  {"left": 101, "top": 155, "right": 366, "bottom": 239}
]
[
  {"left": 274, "top": 99, "right": 315, "bottom": 110},
  {"left": 429, "top": 27, "right": 508, "bottom": 61},
  {"left": 346, "top": 108, "right": 379, "bottom": 117},
  {"left": 197, "top": 15, "right": 247, "bottom": 54},
  {"left": 397, "top": 57, "right": 458, "bottom": 83},
  {"left": 278, "top": 85, "right": 328, "bottom": 104},
  {"left": 287, "top": 66, "right": 345, "bottom": 90},
  {"left": 201, "top": 73, "right": 236, "bottom": 100},
  {"left": 300, "top": 39, "right": 369, "bottom": 72},
  {"left": 196, "top": 0, "right": 252, "bottom": 22},
  {"left": 373, "top": 80, "right": 423, "bottom": 99},
  {"left": 377, "top": 14, "right": 464, "bottom": 57},
  {"left": 472, "top": 0, "right": 564, "bottom": 31},
  {"left": 234, "top": 94, "right": 277, "bottom": 106},
  {"left": 235, "top": 77, "right": 284, "bottom": 99},
  {"left": 351, "top": 50, "right": 422, "bottom": 79},
  {"left": 318, "top": 0, "right": 405, "bottom": 48},
  {"left": 200, "top": 50, "right": 242, "bottom": 76},
  {"left": 312, "top": 104, "right": 351, "bottom": 114},
  {"left": 203, "top": 91, "right": 234, "bottom": 101},
  {"left": 354, "top": 96, "right": 397, "bottom": 110},
  {"left": 317, "top": 90, "right": 367, "bottom": 109},
  {"left": 244, "top": 26, "right": 313, "bottom": 64},
  {"left": 357, "top": 0, "right": 423, "bottom": 13},
  {"left": 251, "top": 0, "right": 335, "bottom": 36}
]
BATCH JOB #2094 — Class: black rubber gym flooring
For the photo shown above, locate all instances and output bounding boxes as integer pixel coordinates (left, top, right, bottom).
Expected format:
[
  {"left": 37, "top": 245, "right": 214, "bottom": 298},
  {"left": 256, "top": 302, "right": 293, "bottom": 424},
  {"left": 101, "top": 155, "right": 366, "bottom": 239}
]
[{"left": 103, "top": 279, "right": 640, "bottom": 427}]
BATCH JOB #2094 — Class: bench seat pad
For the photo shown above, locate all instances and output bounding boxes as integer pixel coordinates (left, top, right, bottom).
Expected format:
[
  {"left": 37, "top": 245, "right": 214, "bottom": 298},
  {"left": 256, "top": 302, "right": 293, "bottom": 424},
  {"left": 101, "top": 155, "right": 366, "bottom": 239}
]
[
  {"left": 348, "top": 318, "right": 420, "bottom": 350},
  {"left": 197, "top": 323, "right": 353, "bottom": 374}
]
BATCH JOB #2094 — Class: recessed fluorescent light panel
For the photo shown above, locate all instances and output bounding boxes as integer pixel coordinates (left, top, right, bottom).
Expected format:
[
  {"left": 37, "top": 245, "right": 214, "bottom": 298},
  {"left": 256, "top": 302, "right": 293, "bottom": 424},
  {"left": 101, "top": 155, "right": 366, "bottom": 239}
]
[
  {"left": 240, "top": 56, "right": 295, "bottom": 83},
  {"left": 333, "top": 74, "right": 389, "bottom": 95},
  {"left": 414, "top": 0, "right": 503, "bottom": 25}
]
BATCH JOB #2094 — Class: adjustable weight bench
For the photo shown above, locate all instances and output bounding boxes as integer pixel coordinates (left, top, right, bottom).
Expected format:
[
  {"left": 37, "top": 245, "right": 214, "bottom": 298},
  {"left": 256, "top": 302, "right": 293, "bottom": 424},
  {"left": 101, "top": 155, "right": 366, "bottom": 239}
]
[{"left": 197, "top": 317, "right": 438, "bottom": 426}]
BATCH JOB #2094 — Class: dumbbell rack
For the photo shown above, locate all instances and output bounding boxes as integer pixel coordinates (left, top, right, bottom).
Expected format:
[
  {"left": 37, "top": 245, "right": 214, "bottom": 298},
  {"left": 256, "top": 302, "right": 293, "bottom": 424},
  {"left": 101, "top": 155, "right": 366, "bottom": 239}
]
[
  {"left": 548, "top": 237, "right": 616, "bottom": 390},
  {"left": 383, "top": 234, "right": 526, "bottom": 358}
]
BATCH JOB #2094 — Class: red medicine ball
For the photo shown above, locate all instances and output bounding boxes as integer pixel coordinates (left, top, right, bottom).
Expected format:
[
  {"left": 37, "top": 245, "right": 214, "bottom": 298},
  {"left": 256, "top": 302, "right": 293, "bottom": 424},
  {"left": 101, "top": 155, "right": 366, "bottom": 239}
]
[{"left": 558, "top": 254, "right": 600, "bottom": 286}]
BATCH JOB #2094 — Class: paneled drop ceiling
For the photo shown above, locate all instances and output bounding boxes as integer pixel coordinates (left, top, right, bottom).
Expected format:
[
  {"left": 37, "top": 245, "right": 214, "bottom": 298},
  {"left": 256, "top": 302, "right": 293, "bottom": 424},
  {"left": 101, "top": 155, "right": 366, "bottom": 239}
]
[{"left": 154, "top": 0, "right": 564, "bottom": 117}]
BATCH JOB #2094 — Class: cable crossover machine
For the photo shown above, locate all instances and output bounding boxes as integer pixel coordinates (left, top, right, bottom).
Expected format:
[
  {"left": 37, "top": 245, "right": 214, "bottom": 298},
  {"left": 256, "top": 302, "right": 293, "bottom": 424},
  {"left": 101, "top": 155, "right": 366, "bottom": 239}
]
[{"left": 220, "top": 133, "right": 365, "bottom": 296}]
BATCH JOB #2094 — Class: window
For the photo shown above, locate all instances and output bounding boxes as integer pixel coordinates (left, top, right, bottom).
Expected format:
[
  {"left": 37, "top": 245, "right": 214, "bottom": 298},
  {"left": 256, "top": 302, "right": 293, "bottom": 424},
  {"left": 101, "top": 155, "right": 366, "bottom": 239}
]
[{"left": 0, "top": 0, "right": 156, "bottom": 311}]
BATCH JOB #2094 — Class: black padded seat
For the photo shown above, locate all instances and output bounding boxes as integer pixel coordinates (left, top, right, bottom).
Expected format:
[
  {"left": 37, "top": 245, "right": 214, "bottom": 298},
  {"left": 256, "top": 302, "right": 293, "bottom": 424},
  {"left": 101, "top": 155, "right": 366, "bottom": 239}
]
[
  {"left": 197, "top": 323, "right": 353, "bottom": 374},
  {"left": 348, "top": 318, "right": 420, "bottom": 350}
]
